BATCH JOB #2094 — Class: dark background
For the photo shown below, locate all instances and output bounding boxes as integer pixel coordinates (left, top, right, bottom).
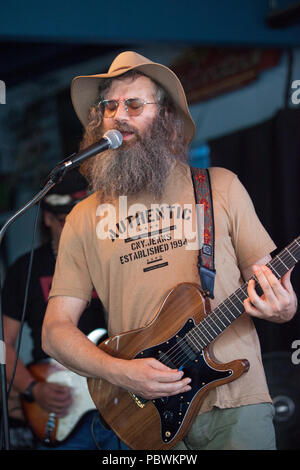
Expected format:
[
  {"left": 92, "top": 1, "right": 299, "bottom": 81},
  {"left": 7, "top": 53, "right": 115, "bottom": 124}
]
[{"left": 0, "top": 0, "right": 299, "bottom": 450}]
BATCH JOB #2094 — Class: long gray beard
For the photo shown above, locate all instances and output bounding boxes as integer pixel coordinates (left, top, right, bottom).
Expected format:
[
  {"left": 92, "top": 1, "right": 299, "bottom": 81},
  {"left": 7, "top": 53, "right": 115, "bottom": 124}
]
[{"left": 81, "top": 118, "right": 176, "bottom": 202}]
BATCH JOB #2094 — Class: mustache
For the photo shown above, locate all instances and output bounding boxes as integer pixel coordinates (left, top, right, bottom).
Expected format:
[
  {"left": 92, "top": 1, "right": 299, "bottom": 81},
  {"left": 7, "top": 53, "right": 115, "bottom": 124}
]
[{"left": 108, "top": 121, "right": 140, "bottom": 139}]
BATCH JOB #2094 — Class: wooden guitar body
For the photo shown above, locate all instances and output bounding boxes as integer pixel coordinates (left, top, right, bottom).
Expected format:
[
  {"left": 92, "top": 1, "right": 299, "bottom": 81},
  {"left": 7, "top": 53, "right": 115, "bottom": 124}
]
[{"left": 88, "top": 283, "right": 249, "bottom": 450}]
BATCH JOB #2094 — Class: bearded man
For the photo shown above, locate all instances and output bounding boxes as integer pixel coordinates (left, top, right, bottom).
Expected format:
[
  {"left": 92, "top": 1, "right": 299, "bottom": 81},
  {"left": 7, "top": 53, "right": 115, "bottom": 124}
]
[{"left": 42, "top": 51, "right": 297, "bottom": 451}]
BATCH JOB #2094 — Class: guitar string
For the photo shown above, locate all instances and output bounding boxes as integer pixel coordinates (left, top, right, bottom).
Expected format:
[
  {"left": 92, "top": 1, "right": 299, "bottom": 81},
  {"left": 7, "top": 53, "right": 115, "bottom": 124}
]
[
  {"left": 156, "top": 242, "right": 300, "bottom": 370},
  {"left": 157, "top": 248, "right": 297, "bottom": 368},
  {"left": 178, "top": 242, "right": 300, "bottom": 366},
  {"left": 165, "top": 245, "right": 300, "bottom": 368},
  {"left": 160, "top": 243, "right": 300, "bottom": 369},
  {"left": 155, "top": 238, "right": 299, "bottom": 369}
]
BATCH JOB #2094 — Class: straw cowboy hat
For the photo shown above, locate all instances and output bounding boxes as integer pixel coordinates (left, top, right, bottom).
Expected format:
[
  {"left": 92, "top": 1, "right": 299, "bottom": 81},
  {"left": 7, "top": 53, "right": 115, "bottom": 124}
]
[{"left": 71, "top": 51, "right": 196, "bottom": 143}]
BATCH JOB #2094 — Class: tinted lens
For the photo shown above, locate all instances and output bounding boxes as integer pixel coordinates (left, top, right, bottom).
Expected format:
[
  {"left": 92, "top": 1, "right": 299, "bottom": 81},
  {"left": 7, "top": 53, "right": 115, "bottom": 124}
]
[
  {"left": 126, "top": 98, "right": 144, "bottom": 116},
  {"left": 100, "top": 98, "right": 145, "bottom": 117},
  {"left": 101, "top": 100, "right": 118, "bottom": 117}
]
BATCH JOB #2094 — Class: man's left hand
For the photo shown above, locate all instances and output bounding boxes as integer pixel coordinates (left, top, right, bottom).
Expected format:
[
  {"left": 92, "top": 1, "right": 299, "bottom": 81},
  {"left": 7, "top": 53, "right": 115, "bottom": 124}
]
[{"left": 244, "top": 265, "right": 297, "bottom": 323}]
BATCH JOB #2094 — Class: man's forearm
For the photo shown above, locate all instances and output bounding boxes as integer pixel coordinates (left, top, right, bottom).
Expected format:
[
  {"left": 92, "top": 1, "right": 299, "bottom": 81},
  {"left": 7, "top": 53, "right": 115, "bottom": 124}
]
[{"left": 42, "top": 318, "right": 117, "bottom": 380}]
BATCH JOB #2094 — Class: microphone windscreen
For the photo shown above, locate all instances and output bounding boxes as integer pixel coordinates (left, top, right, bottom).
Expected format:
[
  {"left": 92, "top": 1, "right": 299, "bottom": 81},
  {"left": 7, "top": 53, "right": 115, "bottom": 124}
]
[{"left": 104, "top": 130, "right": 123, "bottom": 149}]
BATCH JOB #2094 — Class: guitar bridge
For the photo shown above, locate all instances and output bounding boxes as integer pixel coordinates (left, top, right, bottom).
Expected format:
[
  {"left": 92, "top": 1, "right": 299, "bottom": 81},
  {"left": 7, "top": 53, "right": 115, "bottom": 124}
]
[{"left": 128, "top": 392, "right": 148, "bottom": 409}]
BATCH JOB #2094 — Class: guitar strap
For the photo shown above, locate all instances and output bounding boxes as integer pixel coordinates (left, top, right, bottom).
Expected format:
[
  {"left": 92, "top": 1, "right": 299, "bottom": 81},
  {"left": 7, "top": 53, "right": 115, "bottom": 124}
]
[{"left": 190, "top": 167, "right": 216, "bottom": 299}]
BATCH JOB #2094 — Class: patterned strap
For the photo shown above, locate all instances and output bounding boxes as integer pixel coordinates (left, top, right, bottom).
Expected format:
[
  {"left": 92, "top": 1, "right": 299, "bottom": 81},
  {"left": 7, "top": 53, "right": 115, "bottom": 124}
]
[{"left": 190, "top": 167, "right": 216, "bottom": 299}]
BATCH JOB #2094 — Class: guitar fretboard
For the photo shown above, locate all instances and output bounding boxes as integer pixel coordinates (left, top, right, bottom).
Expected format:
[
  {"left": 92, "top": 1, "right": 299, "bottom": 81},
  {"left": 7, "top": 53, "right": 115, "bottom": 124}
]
[{"left": 185, "top": 236, "right": 300, "bottom": 353}]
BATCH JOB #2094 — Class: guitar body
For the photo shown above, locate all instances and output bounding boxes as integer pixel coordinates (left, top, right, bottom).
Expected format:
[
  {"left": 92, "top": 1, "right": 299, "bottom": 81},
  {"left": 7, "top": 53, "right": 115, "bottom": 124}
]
[
  {"left": 88, "top": 283, "right": 250, "bottom": 450},
  {"left": 22, "top": 328, "right": 107, "bottom": 446},
  {"left": 22, "top": 360, "right": 98, "bottom": 445}
]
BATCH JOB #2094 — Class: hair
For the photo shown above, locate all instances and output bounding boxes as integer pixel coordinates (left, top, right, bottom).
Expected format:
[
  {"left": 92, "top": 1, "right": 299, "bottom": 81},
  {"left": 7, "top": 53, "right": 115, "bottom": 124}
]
[{"left": 79, "top": 70, "right": 189, "bottom": 160}]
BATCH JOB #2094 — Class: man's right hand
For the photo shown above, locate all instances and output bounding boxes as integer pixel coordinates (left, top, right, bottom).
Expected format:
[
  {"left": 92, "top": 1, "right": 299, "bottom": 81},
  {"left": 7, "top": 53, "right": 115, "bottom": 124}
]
[
  {"left": 32, "top": 382, "right": 73, "bottom": 417},
  {"left": 109, "top": 357, "right": 192, "bottom": 400}
]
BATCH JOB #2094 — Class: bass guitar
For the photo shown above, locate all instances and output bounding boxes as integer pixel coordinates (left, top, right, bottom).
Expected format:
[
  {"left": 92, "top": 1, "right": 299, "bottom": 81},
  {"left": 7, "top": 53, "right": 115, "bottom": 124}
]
[{"left": 88, "top": 237, "right": 300, "bottom": 450}]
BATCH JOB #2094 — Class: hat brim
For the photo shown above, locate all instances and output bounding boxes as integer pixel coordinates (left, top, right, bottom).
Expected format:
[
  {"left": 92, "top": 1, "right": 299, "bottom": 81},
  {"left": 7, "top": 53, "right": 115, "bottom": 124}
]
[{"left": 71, "top": 61, "right": 196, "bottom": 143}]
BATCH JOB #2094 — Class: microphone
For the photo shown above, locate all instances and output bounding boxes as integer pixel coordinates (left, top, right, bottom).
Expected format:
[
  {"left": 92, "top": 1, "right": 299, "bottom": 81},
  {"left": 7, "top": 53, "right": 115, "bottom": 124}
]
[{"left": 59, "top": 129, "right": 123, "bottom": 171}]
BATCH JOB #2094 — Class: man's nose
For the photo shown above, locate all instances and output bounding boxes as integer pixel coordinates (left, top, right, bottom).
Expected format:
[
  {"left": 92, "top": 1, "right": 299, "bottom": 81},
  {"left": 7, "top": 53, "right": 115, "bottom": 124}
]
[{"left": 113, "top": 101, "right": 130, "bottom": 120}]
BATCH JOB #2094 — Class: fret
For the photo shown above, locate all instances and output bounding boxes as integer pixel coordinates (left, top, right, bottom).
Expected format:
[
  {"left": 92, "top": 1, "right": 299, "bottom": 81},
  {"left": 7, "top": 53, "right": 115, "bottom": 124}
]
[
  {"left": 270, "top": 258, "right": 287, "bottom": 276},
  {"left": 187, "top": 327, "right": 204, "bottom": 346},
  {"left": 208, "top": 315, "right": 223, "bottom": 333},
  {"left": 192, "top": 325, "right": 209, "bottom": 347},
  {"left": 195, "top": 327, "right": 211, "bottom": 345},
  {"left": 286, "top": 247, "right": 297, "bottom": 262},
  {"left": 222, "top": 299, "right": 238, "bottom": 318},
  {"left": 205, "top": 317, "right": 221, "bottom": 336},
  {"left": 187, "top": 331, "right": 205, "bottom": 351},
  {"left": 218, "top": 303, "right": 233, "bottom": 322},
  {"left": 235, "top": 286, "right": 248, "bottom": 303},
  {"left": 281, "top": 251, "right": 296, "bottom": 268},
  {"left": 232, "top": 291, "right": 246, "bottom": 311},
  {"left": 224, "top": 296, "right": 243, "bottom": 317},
  {"left": 269, "top": 264, "right": 280, "bottom": 278},
  {"left": 217, "top": 306, "right": 234, "bottom": 326},
  {"left": 186, "top": 327, "right": 205, "bottom": 350},
  {"left": 240, "top": 284, "right": 249, "bottom": 299},
  {"left": 202, "top": 319, "right": 218, "bottom": 338},
  {"left": 214, "top": 307, "right": 231, "bottom": 328},
  {"left": 277, "top": 254, "right": 289, "bottom": 270},
  {"left": 209, "top": 310, "right": 227, "bottom": 331},
  {"left": 198, "top": 323, "right": 215, "bottom": 341},
  {"left": 186, "top": 331, "right": 203, "bottom": 351}
]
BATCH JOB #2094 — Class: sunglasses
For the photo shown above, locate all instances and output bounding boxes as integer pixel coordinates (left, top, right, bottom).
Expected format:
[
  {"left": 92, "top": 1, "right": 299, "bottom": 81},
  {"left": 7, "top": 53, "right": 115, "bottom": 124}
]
[{"left": 99, "top": 98, "right": 159, "bottom": 118}]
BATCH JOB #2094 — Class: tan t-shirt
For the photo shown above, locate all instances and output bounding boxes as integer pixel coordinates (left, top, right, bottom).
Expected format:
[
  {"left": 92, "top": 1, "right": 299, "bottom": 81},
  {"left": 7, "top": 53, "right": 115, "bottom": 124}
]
[{"left": 49, "top": 162, "right": 276, "bottom": 413}]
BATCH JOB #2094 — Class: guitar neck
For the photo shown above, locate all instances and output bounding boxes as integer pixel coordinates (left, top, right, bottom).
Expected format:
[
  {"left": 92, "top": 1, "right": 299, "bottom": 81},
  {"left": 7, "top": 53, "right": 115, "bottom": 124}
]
[{"left": 186, "top": 237, "right": 300, "bottom": 352}]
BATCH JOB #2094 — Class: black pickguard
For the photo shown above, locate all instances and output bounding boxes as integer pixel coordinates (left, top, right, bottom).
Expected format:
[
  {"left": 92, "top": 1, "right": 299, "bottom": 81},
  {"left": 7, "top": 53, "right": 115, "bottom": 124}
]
[{"left": 134, "top": 318, "right": 233, "bottom": 444}]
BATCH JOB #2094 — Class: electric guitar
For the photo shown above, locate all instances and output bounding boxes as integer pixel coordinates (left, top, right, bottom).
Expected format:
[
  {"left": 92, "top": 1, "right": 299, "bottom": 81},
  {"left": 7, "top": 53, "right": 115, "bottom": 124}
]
[
  {"left": 88, "top": 237, "right": 300, "bottom": 450},
  {"left": 21, "top": 328, "right": 106, "bottom": 446}
]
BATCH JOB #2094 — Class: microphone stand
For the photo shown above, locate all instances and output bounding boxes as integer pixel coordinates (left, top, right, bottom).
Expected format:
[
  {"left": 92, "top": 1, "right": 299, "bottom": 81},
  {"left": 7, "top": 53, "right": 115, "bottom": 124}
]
[
  {"left": 0, "top": 130, "right": 122, "bottom": 448},
  {"left": 0, "top": 164, "right": 68, "bottom": 450}
]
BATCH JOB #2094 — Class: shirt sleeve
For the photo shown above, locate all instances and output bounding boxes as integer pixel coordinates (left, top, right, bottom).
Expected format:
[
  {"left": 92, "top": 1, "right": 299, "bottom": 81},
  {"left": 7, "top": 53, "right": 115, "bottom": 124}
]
[
  {"left": 227, "top": 174, "right": 277, "bottom": 270},
  {"left": 49, "top": 218, "right": 94, "bottom": 302}
]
